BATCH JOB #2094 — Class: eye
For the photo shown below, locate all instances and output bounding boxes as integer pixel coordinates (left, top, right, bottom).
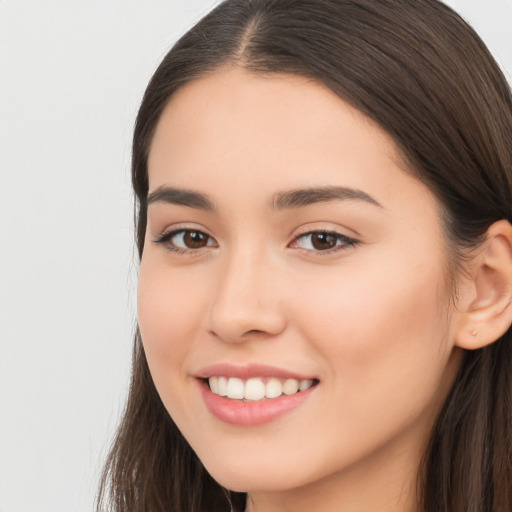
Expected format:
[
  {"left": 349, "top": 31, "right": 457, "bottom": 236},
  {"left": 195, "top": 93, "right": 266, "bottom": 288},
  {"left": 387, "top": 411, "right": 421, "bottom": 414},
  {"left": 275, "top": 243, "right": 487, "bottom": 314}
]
[
  {"left": 154, "top": 229, "right": 217, "bottom": 254},
  {"left": 290, "top": 231, "right": 357, "bottom": 252}
]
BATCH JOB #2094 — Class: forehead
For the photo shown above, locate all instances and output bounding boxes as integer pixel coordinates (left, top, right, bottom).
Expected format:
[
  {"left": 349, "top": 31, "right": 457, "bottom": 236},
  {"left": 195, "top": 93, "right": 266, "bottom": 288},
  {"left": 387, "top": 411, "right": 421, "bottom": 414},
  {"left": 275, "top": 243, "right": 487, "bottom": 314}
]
[{"left": 147, "top": 67, "right": 434, "bottom": 216}]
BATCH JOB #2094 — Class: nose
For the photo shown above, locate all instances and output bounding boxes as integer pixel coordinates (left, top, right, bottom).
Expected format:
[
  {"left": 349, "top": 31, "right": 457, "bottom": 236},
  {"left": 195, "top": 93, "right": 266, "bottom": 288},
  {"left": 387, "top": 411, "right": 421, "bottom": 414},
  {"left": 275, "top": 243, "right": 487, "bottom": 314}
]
[{"left": 205, "top": 249, "right": 287, "bottom": 343}]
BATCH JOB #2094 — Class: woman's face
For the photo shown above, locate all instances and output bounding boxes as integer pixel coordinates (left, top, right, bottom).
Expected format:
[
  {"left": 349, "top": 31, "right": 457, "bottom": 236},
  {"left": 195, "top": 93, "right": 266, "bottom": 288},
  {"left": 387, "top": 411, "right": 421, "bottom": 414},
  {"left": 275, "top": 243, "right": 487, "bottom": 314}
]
[{"left": 138, "top": 68, "right": 462, "bottom": 502}]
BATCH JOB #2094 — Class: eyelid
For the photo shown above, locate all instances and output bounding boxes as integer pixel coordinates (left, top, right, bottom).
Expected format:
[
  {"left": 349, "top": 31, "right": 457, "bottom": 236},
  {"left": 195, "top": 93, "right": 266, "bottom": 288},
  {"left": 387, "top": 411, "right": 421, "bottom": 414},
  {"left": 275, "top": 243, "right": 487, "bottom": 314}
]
[
  {"left": 151, "top": 224, "right": 359, "bottom": 256},
  {"left": 289, "top": 229, "right": 359, "bottom": 254},
  {"left": 152, "top": 226, "right": 218, "bottom": 255}
]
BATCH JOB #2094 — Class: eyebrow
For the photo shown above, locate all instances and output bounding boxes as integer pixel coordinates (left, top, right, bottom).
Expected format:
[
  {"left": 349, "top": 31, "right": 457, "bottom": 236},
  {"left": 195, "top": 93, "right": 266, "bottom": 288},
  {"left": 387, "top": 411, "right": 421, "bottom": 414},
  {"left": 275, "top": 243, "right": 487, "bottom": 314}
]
[
  {"left": 271, "top": 186, "right": 383, "bottom": 210},
  {"left": 146, "top": 185, "right": 382, "bottom": 211},
  {"left": 147, "top": 186, "right": 214, "bottom": 211}
]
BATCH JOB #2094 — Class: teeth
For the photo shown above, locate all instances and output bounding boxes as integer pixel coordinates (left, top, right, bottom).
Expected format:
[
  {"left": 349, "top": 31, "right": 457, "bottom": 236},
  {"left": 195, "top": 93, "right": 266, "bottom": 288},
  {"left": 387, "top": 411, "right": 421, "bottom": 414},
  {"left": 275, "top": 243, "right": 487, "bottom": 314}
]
[
  {"left": 218, "top": 376, "right": 228, "bottom": 397},
  {"left": 209, "top": 376, "right": 219, "bottom": 394},
  {"left": 265, "top": 378, "right": 282, "bottom": 399},
  {"left": 283, "top": 378, "right": 299, "bottom": 395},
  {"left": 245, "top": 378, "right": 266, "bottom": 401},
  {"left": 226, "top": 377, "right": 245, "bottom": 399},
  {"left": 299, "top": 379, "right": 314, "bottom": 391},
  {"left": 208, "top": 376, "right": 315, "bottom": 401}
]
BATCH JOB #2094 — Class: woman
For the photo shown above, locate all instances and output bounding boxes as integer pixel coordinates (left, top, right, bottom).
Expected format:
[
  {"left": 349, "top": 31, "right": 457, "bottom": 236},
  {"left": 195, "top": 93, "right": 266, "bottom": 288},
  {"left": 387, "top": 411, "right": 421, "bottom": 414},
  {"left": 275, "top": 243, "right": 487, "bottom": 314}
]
[{"left": 98, "top": 1, "right": 512, "bottom": 511}]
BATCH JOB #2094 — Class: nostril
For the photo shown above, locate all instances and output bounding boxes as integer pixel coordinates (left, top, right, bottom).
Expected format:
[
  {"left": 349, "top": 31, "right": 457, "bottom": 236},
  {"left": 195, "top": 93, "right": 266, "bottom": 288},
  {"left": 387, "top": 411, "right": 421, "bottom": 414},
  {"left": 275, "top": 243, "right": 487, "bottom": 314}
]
[{"left": 243, "top": 329, "right": 266, "bottom": 337}]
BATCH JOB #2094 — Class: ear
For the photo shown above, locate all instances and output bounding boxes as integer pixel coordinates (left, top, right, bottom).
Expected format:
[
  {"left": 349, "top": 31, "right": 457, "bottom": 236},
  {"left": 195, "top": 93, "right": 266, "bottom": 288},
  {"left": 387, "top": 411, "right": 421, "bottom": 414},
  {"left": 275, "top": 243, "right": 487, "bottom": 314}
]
[{"left": 454, "top": 220, "right": 512, "bottom": 350}]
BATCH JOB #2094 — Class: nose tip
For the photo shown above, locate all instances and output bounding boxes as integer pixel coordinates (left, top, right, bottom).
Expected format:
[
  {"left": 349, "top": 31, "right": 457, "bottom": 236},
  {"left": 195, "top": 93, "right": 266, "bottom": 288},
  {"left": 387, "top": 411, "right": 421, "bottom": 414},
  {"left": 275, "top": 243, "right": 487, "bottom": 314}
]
[
  {"left": 205, "top": 260, "right": 287, "bottom": 344},
  {"left": 207, "top": 293, "right": 287, "bottom": 343}
]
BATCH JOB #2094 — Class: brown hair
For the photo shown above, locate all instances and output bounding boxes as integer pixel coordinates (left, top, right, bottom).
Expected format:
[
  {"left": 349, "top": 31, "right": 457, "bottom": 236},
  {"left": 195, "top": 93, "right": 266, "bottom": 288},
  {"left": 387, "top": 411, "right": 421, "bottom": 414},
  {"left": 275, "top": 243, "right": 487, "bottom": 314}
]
[{"left": 97, "top": 1, "right": 512, "bottom": 511}]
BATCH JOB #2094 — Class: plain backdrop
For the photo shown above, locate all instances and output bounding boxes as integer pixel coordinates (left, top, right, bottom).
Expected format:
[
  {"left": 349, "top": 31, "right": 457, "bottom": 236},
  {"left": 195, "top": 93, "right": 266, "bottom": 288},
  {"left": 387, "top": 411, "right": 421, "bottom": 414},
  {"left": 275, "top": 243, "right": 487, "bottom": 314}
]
[{"left": 0, "top": 1, "right": 510, "bottom": 511}]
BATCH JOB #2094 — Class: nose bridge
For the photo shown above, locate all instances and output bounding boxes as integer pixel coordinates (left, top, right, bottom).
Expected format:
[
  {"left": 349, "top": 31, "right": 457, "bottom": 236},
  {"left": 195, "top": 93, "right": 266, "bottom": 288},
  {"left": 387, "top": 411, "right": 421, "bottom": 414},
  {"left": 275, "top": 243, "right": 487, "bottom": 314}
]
[{"left": 206, "top": 244, "right": 286, "bottom": 342}]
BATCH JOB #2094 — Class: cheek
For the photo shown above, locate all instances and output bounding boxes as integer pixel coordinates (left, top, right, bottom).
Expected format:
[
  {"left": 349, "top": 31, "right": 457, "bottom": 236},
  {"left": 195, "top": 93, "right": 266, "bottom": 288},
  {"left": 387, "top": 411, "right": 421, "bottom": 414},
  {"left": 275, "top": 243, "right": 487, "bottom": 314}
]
[
  {"left": 137, "top": 257, "right": 202, "bottom": 379},
  {"left": 298, "top": 253, "right": 447, "bottom": 341},
  {"left": 136, "top": 258, "right": 214, "bottom": 432},
  {"left": 294, "top": 255, "right": 453, "bottom": 427}
]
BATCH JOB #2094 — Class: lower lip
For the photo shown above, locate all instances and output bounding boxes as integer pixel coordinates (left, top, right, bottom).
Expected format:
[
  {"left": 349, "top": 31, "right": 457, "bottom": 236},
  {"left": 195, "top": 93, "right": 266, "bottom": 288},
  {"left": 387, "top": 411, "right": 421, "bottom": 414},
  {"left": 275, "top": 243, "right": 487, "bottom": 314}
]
[{"left": 199, "top": 380, "right": 317, "bottom": 426}]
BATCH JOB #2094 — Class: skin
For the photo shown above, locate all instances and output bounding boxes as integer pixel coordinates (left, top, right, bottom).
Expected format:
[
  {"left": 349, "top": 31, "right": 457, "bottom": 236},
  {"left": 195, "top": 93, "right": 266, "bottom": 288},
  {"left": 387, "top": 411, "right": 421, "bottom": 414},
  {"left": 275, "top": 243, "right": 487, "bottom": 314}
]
[{"left": 138, "top": 67, "right": 466, "bottom": 512}]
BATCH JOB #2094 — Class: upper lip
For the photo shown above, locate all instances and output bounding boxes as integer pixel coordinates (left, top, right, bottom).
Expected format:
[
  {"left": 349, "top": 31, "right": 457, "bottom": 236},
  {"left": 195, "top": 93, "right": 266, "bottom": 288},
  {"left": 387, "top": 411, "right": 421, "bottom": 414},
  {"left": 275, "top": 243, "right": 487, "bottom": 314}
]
[{"left": 196, "top": 363, "right": 317, "bottom": 381}]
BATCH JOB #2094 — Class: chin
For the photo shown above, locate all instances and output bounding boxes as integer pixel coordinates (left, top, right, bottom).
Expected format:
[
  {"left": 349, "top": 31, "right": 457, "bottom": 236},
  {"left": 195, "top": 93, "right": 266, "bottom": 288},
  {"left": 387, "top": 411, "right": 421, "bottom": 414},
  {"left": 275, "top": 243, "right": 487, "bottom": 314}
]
[
  {"left": 209, "top": 471, "right": 297, "bottom": 494},
  {"left": 197, "top": 451, "right": 319, "bottom": 494}
]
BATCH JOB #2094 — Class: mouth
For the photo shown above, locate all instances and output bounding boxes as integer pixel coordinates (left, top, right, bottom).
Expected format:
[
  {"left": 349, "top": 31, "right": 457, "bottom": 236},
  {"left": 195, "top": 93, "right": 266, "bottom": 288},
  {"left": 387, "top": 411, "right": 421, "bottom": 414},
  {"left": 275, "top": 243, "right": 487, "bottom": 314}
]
[
  {"left": 204, "top": 376, "right": 318, "bottom": 401},
  {"left": 196, "top": 365, "right": 319, "bottom": 426}
]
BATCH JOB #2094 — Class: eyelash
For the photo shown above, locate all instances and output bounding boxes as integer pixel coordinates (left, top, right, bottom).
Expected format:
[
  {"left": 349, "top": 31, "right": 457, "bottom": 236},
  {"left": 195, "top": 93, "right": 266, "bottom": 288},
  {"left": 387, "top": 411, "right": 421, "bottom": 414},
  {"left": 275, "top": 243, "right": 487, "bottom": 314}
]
[
  {"left": 153, "top": 229, "right": 359, "bottom": 256},
  {"left": 290, "top": 231, "right": 358, "bottom": 254},
  {"left": 153, "top": 229, "right": 217, "bottom": 255}
]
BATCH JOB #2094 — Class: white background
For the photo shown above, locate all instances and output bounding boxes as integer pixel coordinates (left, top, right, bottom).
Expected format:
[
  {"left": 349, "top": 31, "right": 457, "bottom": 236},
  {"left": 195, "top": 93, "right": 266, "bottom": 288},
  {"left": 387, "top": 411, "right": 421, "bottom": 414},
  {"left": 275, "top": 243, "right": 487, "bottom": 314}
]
[{"left": 0, "top": 1, "right": 510, "bottom": 511}]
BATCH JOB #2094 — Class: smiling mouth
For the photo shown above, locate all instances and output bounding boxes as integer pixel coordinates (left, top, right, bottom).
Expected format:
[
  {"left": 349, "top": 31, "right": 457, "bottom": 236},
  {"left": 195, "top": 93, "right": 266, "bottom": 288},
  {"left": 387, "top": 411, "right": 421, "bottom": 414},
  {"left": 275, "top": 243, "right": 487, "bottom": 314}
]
[{"left": 206, "top": 376, "right": 319, "bottom": 401}]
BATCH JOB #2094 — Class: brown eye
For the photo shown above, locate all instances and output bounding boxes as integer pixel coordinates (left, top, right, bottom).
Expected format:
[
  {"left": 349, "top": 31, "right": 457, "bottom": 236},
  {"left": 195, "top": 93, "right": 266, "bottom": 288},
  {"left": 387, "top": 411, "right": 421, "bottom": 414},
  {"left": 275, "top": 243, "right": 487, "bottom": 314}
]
[
  {"left": 310, "top": 232, "right": 338, "bottom": 250},
  {"left": 182, "top": 230, "right": 210, "bottom": 249},
  {"left": 292, "top": 231, "right": 357, "bottom": 253},
  {"left": 155, "top": 229, "right": 216, "bottom": 253}
]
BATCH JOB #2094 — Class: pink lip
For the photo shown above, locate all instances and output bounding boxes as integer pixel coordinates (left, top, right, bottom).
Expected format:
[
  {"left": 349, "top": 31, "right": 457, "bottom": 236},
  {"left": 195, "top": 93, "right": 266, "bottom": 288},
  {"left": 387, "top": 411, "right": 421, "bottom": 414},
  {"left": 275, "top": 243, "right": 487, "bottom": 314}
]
[
  {"left": 199, "top": 381, "right": 317, "bottom": 426},
  {"left": 196, "top": 363, "right": 315, "bottom": 381},
  {"left": 195, "top": 363, "right": 318, "bottom": 426}
]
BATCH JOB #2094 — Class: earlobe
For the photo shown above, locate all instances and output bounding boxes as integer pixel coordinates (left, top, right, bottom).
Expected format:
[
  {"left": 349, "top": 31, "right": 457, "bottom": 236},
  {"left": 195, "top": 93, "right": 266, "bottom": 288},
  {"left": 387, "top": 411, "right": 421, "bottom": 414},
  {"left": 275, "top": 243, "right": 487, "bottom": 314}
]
[{"left": 454, "top": 220, "right": 512, "bottom": 350}]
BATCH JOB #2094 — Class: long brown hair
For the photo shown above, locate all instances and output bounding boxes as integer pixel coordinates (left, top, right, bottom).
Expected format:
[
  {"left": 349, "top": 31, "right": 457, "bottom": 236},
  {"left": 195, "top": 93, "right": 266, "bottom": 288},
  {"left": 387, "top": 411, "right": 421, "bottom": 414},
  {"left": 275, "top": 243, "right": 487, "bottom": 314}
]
[{"left": 97, "top": 1, "right": 512, "bottom": 511}]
